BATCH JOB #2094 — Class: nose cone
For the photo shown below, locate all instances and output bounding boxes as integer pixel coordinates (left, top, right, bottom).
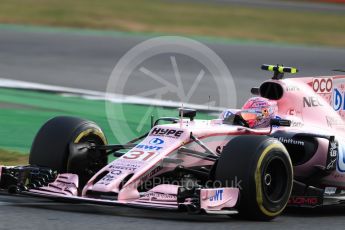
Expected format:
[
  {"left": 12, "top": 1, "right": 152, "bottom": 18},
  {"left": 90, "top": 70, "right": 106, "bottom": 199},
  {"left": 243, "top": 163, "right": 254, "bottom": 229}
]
[
  {"left": 118, "top": 184, "right": 141, "bottom": 201},
  {"left": 82, "top": 171, "right": 133, "bottom": 197}
]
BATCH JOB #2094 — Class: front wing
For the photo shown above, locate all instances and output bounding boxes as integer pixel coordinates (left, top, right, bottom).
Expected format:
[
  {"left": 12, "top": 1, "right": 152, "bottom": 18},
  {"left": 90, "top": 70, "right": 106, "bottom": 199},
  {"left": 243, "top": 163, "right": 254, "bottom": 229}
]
[{"left": 0, "top": 166, "right": 239, "bottom": 215}]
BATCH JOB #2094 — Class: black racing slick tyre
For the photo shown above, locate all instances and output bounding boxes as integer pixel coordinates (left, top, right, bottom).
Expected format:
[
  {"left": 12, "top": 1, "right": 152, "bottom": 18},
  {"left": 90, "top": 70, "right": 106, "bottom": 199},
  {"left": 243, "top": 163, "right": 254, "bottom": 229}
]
[
  {"left": 29, "top": 116, "right": 108, "bottom": 186},
  {"left": 214, "top": 135, "right": 293, "bottom": 221}
]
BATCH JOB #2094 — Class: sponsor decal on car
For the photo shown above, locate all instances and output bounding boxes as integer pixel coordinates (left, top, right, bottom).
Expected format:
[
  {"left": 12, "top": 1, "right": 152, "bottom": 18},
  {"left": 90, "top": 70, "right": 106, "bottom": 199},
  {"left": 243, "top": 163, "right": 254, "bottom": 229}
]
[
  {"left": 324, "top": 187, "right": 337, "bottom": 196},
  {"left": 286, "top": 85, "right": 300, "bottom": 92},
  {"left": 96, "top": 165, "right": 139, "bottom": 186},
  {"left": 333, "top": 88, "right": 345, "bottom": 111},
  {"left": 326, "top": 137, "right": 338, "bottom": 171},
  {"left": 140, "top": 166, "right": 163, "bottom": 182},
  {"left": 336, "top": 141, "right": 345, "bottom": 173},
  {"left": 109, "top": 159, "right": 145, "bottom": 170},
  {"left": 149, "top": 127, "right": 184, "bottom": 138},
  {"left": 136, "top": 144, "right": 163, "bottom": 151},
  {"left": 108, "top": 165, "right": 137, "bottom": 172},
  {"left": 141, "top": 192, "right": 176, "bottom": 201},
  {"left": 221, "top": 110, "right": 234, "bottom": 119},
  {"left": 312, "top": 78, "right": 333, "bottom": 94},
  {"left": 149, "top": 138, "right": 164, "bottom": 145},
  {"left": 303, "top": 96, "right": 323, "bottom": 107},
  {"left": 123, "top": 151, "right": 158, "bottom": 161},
  {"left": 290, "top": 121, "right": 304, "bottom": 127},
  {"left": 326, "top": 116, "right": 345, "bottom": 127},
  {"left": 288, "top": 196, "right": 321, "bottom": 207},
  {"left": 98, "top": 173, "right": 117, "bottom": 186},
  {"left": 110, "top": 169, "right": 122, "bottom": 175},
  {"left": 209, "top": 189, "right": 223, "bottom": 201},
  {"left": 96, "top": 160, "right": 146, "bottom": 185},
  {"left": 271, "top": 115, "right": 303, "bottom": 128},
  {"left": 277, "top": 137, "right": 305, "bottom": 146}
]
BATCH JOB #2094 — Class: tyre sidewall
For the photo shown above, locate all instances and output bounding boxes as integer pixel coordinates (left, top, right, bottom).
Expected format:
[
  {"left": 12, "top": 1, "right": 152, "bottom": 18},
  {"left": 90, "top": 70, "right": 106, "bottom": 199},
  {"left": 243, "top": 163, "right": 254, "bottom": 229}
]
[
  {"left": 30, "top": 116, "right": 107, "bottom": 172},
  {"left": 250, "top": 140, "right": 293, "bottom": 219},
  {"left": 214, "top": 136, "right": 293, "bottom": 221}
]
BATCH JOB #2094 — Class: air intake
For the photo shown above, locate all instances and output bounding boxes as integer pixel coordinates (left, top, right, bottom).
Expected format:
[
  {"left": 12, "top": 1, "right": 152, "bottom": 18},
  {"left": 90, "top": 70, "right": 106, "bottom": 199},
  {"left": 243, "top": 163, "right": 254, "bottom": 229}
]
[{"left": 259, "top": 82, "right": 284, "bottom": 100}]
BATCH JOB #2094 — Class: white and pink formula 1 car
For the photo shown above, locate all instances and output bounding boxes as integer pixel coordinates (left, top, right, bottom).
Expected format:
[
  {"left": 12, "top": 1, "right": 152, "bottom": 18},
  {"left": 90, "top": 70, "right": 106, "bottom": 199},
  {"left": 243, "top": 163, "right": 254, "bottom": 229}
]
[{"left": 1, "top": 64, "right": 345, "bottom": 221}]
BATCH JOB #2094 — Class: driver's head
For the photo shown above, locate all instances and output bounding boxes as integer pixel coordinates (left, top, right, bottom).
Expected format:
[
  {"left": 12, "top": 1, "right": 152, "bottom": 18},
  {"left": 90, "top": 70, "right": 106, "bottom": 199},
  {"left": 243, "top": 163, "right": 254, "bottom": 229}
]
[{"left": 241, "top": 97, "right": 278, "bottom": 128}]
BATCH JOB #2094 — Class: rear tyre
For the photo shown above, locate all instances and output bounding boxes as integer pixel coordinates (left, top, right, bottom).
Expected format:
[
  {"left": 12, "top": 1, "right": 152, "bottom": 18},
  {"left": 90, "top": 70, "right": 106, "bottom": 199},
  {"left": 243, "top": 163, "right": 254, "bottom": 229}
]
[
  {"left": 29, "top": 116, "right": 108, "bottom": 187},
  {"left": 214, "top": 135, "right": 293, "bottom": 221}
]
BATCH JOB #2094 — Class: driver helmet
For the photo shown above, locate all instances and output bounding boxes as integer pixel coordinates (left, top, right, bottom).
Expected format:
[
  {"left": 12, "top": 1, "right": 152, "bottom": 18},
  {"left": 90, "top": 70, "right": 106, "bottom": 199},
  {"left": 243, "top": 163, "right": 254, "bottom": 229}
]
[{"left": 241, "top": 97, "right": 278, "bottom": 128}]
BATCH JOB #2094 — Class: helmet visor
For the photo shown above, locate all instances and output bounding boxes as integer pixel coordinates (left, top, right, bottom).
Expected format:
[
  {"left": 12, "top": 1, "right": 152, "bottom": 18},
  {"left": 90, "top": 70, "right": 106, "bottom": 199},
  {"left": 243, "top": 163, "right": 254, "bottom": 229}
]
[{"left": 241, "top": 111, "right": 262, "bottom": 121}]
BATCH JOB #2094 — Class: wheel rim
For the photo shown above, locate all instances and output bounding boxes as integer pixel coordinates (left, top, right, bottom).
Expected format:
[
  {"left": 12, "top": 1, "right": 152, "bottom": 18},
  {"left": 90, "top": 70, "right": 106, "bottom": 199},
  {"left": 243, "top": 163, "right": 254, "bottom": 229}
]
[
  {"left": 69, "top": 133, "right": 107, "bottom": 186},
  {"left": 262, "top": 156, "right": 289, "bottom": 203},
  {"left": 79, "top": 134, "right": 107, "bottom": 176}
]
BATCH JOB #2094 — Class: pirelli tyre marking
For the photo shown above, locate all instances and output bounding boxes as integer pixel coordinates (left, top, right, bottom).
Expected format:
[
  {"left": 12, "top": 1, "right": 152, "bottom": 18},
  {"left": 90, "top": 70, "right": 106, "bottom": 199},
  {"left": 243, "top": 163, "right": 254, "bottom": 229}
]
[{"left": 255, "top": 143, "right": 293, "bottom": 217}]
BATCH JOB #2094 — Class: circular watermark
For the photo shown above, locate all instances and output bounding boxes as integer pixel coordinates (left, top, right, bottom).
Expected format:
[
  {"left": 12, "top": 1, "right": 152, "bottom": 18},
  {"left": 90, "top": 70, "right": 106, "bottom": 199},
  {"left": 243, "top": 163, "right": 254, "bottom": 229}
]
[{"left": 106, "top": 36, "right": 236, "bottom": 143}]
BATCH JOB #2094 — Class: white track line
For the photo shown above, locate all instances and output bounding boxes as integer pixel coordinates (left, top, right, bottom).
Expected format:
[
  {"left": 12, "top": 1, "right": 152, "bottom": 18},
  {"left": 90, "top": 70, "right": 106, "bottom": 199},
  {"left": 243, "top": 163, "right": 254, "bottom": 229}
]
[{"left": 0, "top": 78, "right": 225, "bottom": 112}]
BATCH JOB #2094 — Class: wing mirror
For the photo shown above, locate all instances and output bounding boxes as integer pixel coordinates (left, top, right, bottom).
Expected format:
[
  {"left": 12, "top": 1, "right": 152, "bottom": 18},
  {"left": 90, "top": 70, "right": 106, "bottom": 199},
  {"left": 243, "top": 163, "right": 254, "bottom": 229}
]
[
  {"left": 270, "top": 118, "right": 291, "bottom": 127},
  {"left": 179, "top": 108, "right": 197, "bottom": 121}
]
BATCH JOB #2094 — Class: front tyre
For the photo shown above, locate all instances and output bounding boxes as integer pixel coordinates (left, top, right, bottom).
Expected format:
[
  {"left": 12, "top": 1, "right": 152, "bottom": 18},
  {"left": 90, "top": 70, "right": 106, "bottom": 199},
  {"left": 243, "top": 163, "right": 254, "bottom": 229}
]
[
  {"left": 214, "top": 135, "right": 293, "bottom": 221},
  {"left": 29, "top": 116, "right": 108, "bottom": 187}
]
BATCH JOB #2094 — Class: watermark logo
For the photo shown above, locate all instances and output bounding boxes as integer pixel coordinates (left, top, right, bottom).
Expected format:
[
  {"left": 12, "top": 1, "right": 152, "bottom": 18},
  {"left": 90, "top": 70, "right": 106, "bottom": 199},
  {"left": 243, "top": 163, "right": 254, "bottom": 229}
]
[
  {"left": 105, "top": 36, "right": 236, "bottom": 142},
  {"left": 137, "top": 177, "right": 243, "bottom": 191}
]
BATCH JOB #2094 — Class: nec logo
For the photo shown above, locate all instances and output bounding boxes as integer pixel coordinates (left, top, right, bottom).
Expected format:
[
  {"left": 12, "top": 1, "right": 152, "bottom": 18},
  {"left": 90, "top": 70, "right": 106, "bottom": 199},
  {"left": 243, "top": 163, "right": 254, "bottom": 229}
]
[
  {"left": 209, "top": 189, "right": 223, "bottom": 201},
  {"left": 303, "top": 97, "right": 323, "bottom": 107},
  {"left": 150, "top": 128, "right": 184, "bottom": 138}
]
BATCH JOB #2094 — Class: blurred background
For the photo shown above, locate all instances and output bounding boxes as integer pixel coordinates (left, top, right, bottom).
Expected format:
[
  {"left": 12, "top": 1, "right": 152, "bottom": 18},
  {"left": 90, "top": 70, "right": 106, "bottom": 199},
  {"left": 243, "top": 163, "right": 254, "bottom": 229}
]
[
  {"left": 0, "top": 0, "right": 345, "bottom": 164},
  {"left": 1, "top": 0, "right": 345, "bottom": 46}
]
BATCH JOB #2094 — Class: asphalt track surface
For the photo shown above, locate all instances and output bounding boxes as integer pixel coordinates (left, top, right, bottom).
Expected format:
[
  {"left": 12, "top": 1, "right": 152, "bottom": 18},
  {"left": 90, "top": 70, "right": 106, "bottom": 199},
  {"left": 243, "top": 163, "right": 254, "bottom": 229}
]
[
  {"left": 1, "top": 27, "right": 345, "bottom": 107},
  {"left": 1, "top": 26, "right": 345, "bottom": 229},
  {"left": 2, "top": 193, "right": 345, "bottom": 230}
]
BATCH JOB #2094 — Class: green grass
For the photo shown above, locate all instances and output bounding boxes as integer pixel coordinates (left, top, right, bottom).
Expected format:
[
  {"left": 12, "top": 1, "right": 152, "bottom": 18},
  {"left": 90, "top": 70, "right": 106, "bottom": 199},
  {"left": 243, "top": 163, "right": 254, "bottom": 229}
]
[
  {"left": 0, "top": 149, "right": 28, "bottom": 165},
  {"left": 0, "top": 0, "right": 344, "bottom": 47},
  {"left": 0, "top": 88, "right": 214, "bottom": 164}
]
